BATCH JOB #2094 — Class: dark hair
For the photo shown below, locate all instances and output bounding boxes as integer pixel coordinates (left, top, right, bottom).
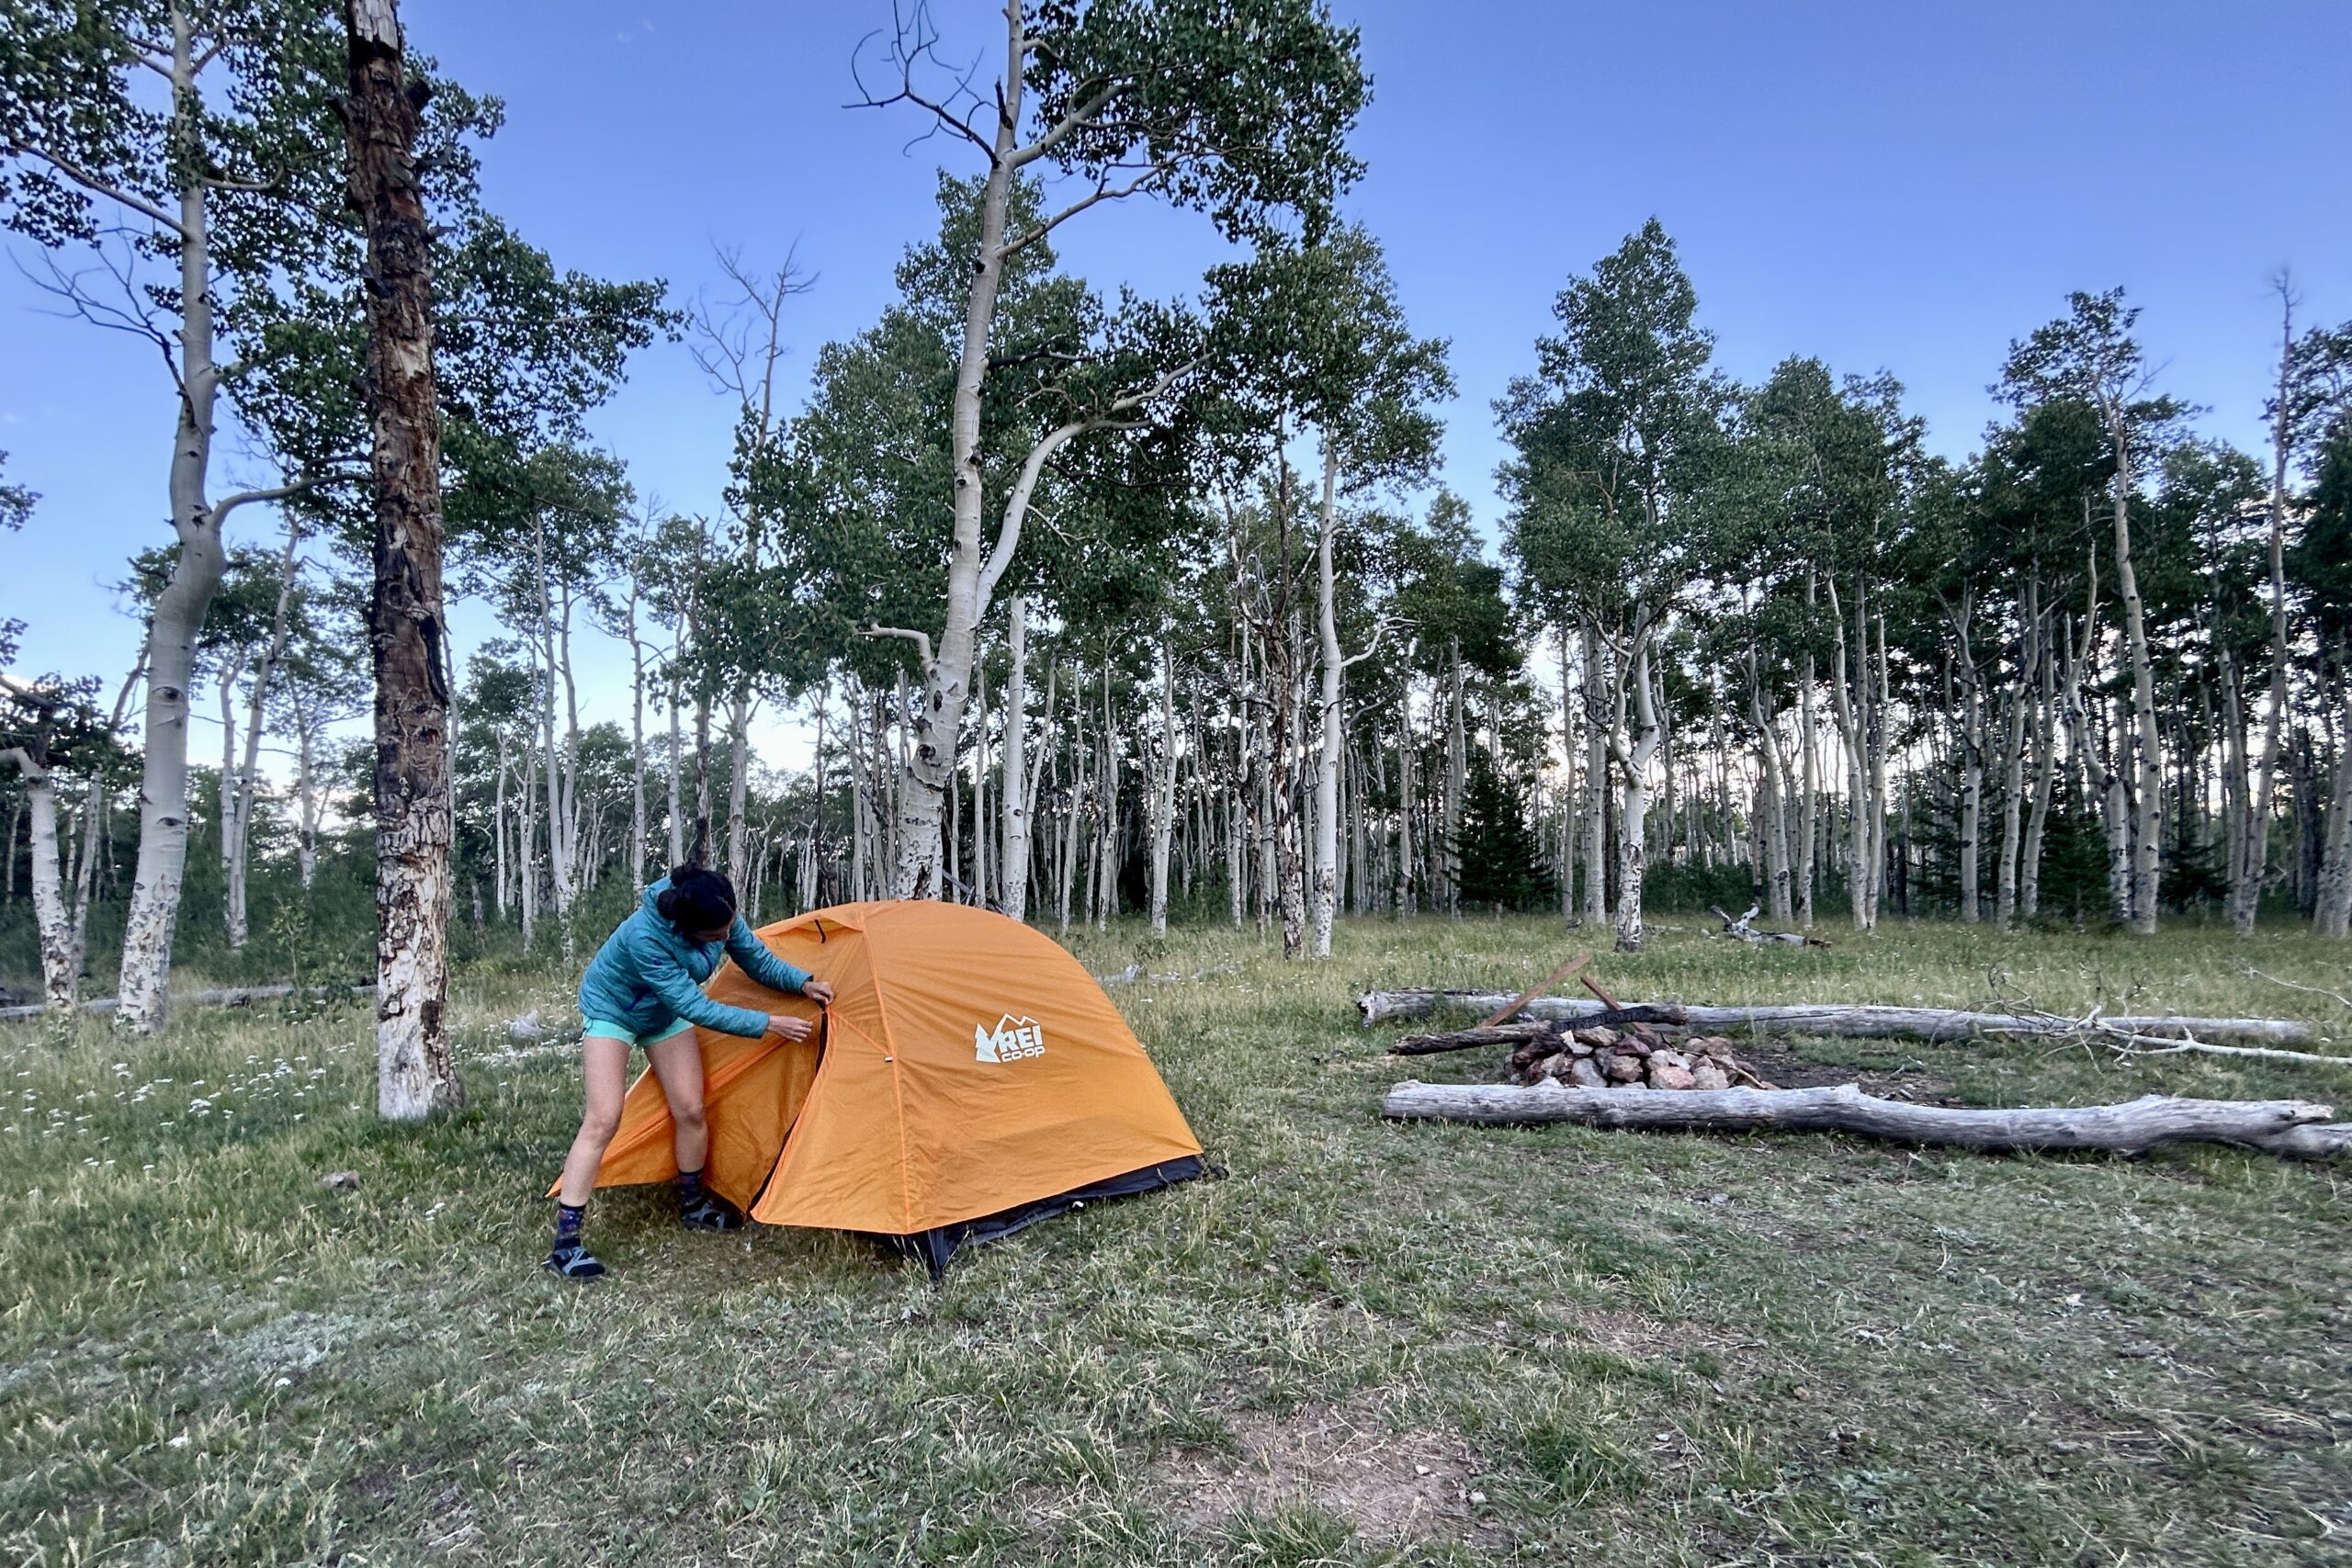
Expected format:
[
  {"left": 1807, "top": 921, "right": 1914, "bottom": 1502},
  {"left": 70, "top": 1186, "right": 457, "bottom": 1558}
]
[{"left": 655, "top": 863, "right": 738, "bottom": 932}]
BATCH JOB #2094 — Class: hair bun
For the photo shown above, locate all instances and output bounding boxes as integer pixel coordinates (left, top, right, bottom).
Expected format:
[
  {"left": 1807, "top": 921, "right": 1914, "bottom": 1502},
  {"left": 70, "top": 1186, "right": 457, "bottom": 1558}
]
[{"left": 658, "top": 864, "right": 740, "bottom": 932}]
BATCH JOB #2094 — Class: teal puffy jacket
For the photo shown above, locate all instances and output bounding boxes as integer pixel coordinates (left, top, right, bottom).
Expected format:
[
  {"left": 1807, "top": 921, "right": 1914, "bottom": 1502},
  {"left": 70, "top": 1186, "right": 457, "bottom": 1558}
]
[{"left": 576, "top": 879, "right": 811, "bottom": 1039}]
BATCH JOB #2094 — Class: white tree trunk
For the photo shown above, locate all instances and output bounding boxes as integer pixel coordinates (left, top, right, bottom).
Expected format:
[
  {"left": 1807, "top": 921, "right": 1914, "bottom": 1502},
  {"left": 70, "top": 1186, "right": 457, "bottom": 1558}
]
[
  {"left": 1580, "top": 626, "right": 1609, "bottom": 927},
  {"left": 116, "top": 20, "right": 225, "bottom": 1032},
  {"left": 626, "top": 565, "right": 649, "bottom": 895},
  {"left": 726, "top": 691, "right": 752, "bottom": 885},
  {"left": 1001, "top": 595, "right": 1031, "bottom": 924},
  {"left": 2109, "top": 431, "right": 2163, "bottom": 932},
  {"left": 1612, "top": 635, "right": 1660, "bottom": 952},
  {"left": 2, "top": 747, "right": 75, "bottom": 1009},
  {"left": 1149, "top": 637, "right": 1177, "bottom": 937},
  {"left": 1309, "top": 449, "right": 1345, "bottom": 958},
  {"left": 2317, "top": 649, "right": 2352, "bottom": 938},
  {"left": 2021, "top": 590, "right": 2056, "bottom": 919},
  {"left": 1443, "top": 641, "right": 1466, "bottom": 918},
  {"left": 2236, "top": 288, "right": 2298, "bottom": 937},
  {"left": 1797, "top": 571, "right": 1819, "bottom": 926},
  {"left": 1395, "top": 674, "right": 1417, "bottom": 917}
]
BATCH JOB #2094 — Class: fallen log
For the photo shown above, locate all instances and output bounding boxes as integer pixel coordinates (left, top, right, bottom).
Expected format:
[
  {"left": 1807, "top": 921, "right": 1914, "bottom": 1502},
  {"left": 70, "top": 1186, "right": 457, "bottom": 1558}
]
[
  {"left": 1380, "top": 1080, "right": 2351, "bottom": 1159},
  {"left": 1709, "top": 903, "right": 1829, "bottom": 947},
  {"left": 1476, "top": 952, "right": 1591, "bottom": 1027},
  {"left": 0, "top": 982, "right": 376, "bottom": 1024},
  {"left": 1356, "top": 990, "right": 2316, "bottom": 1045},
  {"left": 1390, "top": 1021, "right": 1557, "bottom": 1056}
]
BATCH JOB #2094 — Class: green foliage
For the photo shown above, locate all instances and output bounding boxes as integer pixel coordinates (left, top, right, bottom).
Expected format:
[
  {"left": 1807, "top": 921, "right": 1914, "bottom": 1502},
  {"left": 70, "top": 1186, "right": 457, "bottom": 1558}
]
[
  {"left": 1499, "top": 219, "right": 1730, "bottom": 634},
  {"left": 782, "top": 175, "right": 1206, "bottom": 678},
  {"left": 1449, "top": 751, "right": 1555, "bottom": 912},
  {"left": 2292, "top": 432, "right": 2352, "bottom": 641},
  {"left": 1020, "top": 0, "right": 1368, "bottom": 244}
]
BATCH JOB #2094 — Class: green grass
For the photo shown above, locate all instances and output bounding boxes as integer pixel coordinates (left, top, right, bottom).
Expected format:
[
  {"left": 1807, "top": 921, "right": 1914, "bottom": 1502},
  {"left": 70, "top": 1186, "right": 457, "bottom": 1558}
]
[{"left": 3, "top": 917, "right": 2349, "bottom": 1565}]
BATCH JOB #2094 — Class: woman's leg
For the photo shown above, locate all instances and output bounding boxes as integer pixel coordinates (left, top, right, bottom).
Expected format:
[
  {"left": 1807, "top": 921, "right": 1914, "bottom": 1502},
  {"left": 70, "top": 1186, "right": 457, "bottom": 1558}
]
[
  {"left": 647, "top": 1030, "right": 741, "bottom": 1229},
  {"left": 556, "top": 1034, "right": 633, "bottom": 1208},
  {"left": 643, "top": 1030, "right": 709, "bottom": 1176}
]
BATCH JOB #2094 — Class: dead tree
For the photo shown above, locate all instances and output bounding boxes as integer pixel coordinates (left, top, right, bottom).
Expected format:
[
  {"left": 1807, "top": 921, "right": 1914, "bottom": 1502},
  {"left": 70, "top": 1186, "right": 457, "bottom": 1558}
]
[{"left": 343, "top": 0, "right": 460, "bottom": 1117}]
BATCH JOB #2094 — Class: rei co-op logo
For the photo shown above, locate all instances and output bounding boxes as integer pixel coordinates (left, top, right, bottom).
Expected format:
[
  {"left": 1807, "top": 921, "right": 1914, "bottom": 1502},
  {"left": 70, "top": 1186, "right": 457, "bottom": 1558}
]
[{"left": 975, "top": 1013, "right": 1046, "bottom": 1063}]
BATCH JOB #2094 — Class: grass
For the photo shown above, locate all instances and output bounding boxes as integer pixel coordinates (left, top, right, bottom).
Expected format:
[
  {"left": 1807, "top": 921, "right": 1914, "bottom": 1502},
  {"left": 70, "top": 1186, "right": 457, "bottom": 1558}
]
[{"left": 2, "top": 915, "right": 2349, "bottom": 1565}]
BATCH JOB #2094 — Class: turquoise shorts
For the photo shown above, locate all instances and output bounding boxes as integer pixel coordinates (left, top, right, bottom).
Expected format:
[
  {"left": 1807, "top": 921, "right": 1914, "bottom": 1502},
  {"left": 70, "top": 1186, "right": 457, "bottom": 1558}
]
[{"left": 581, "top": 1017, "right": 696, "bottom": 1049}]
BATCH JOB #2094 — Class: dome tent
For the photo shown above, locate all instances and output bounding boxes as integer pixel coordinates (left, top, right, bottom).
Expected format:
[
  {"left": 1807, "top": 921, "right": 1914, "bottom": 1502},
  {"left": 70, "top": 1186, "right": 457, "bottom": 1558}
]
[{"left": 571, "top": 900, "right": 1205, "bottom": 1274}]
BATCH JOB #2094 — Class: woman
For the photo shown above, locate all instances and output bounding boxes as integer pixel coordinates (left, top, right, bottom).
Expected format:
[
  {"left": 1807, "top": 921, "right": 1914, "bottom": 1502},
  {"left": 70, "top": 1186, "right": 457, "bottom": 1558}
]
[{"left": 548, "top": 863, "right": 834, "bottom": 1279}]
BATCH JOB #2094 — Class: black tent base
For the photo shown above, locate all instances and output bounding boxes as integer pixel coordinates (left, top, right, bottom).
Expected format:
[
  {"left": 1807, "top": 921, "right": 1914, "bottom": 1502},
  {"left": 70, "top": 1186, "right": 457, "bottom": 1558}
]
[{"left": 861, "top": 1156, "right": 1209, "bottom": 1278}]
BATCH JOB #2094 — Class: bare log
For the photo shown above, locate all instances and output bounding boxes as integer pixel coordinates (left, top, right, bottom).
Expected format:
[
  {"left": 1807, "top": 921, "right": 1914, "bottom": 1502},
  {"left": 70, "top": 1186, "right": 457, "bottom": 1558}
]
[
  {"left": 1476, "top": 951, "right": 1591, "bottom": 1027},
  {"left": 1709, "top": 903, "right": 1827, "bottom": 946},
  {"left": 1380, "top": 1080, "right": 2349, "bottom": 1158},
  {"left": 1390, "top": 1021, "right": 1558, "bottom": 1056},
  {"left": 1356, "top": 989, "right": 2315, "bottom": 1045}
]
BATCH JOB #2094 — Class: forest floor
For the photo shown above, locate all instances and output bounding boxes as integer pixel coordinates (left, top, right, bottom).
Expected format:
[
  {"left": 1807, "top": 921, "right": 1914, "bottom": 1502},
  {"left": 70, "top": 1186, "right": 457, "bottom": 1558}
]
[{"left": 3, "top": 915, "right": 2349, "bottom": 1566}]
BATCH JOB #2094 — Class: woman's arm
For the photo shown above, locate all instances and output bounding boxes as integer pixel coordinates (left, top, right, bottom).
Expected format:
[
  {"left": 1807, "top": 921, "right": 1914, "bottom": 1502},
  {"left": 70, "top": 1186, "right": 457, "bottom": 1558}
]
[
  {"left": 639, "top": 944, "right": 775, "bottom": 1038},
  {"left": 725, "top": 918, "right": 814, "bottom": 997}
]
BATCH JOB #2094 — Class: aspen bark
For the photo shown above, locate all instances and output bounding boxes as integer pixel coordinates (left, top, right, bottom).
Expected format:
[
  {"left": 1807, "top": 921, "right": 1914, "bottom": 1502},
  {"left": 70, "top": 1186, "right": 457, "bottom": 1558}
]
[
  {"left": 1443, "top": 640, "right": 1466, "bottom": 918},
  {"left": 224, "top": 523, "right": 300, "bottom": 949},
  {"left": 624, "top": 556, "right": 648, "bottom": 893},
  {"left": 2108, "top": 426, "right": 2163, "bottom": 932},
  {"left": 1749, "top": 647, "right": 1791, "bottom": 921},
  {"left": 997, "top": 597, "right": 1025, "bottom": 926},
  {"left": 2317, "top": 645, "right": 2352, "bottom": 938},
  {"left": 726, "top": 692, "right": 752, "bottom": 884},
  {"left": 1395, "top": 673, "right": 1417, "bottom": 917},
  {"left": 115, "top": 11, "right": 227, "bottom": 1034},
  {"left": 1, "top": 741, "right": 74, "bottom": 1009},
  {"left": 2236, "top": 286, "right": 2298, "bottom": 936},
  {"left": 1149, "top": 638, "right": 1177, "bottom": 937},
  {"left": 1309, "top": 447, "right": 1345, "bottom": 958},
  {"left": 1951, "top": 602, "right": 1984, "bottom": 924},
  {"left": 1580, "top": 625, "right": 1609, "bottom": 927},
  {"left": 2021, "top": 589, "right": 2056, "bottom": 919},
  {"left": 1612, "top": 635, "right": 1660, "bottom": 952},
  {"left": 1797, "top": 570, "right": 1818, "bottom": 927},
  {"left": 1995, "top": 605, "right": 2037, "bottom": 926},
  {"left": 1556, "top": 626, "right": 1577, "bottom": 924},
  {"left": 887, "top": 1, "right": 1027, "bottom": 899},
  {"left": 345, "top": 0, "right": 460, "bottom": 1117}
]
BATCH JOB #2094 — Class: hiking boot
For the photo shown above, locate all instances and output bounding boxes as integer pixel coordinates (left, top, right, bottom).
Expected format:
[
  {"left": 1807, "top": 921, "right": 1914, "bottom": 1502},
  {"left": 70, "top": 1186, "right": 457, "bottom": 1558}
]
[
  {"left": 546, "top": 1240, "right": 606, "bottom": 1280},
  {"left": 679, "top": 1192, "right": 745, "bottom": 1232}
]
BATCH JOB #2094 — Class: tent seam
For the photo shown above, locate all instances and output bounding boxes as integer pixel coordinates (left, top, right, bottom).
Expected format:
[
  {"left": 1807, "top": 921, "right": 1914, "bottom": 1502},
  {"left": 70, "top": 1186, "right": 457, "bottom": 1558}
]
[{"left": 857, "top": 914, "right": 918, "bottom": 1234}]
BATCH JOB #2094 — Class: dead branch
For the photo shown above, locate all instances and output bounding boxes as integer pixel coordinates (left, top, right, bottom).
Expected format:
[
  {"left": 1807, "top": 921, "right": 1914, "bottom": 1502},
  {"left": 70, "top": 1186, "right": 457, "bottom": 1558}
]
[
  {"left": 1355, "top": 989, "right": 2317, "bottom": 1046},
  {"left": 1709, "top": 903, "right": 1830, "bottom": 947}
]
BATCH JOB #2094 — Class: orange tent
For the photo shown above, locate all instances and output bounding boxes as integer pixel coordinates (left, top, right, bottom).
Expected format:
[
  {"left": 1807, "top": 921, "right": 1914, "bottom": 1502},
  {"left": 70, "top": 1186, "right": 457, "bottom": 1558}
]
[{"left": 572, "top": 900, "right": 1205, "bottom": 1272}]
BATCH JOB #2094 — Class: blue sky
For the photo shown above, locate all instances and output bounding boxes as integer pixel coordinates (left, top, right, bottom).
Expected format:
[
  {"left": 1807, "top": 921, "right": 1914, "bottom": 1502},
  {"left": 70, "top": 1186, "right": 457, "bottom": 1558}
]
[{"left": 5, "top": 0, "right": 2347, "bottom": 759}]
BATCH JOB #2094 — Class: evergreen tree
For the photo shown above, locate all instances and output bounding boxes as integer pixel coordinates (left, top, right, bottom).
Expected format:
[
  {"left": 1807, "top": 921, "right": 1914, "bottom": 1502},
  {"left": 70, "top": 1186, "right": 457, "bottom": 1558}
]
[{"left": 1450, "top": 751, "right": 1555, "bottom": 912}]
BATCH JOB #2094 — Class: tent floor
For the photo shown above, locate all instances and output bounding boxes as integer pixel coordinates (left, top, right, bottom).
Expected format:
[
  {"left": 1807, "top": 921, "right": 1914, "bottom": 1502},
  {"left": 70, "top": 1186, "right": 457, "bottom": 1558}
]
[{"left": 861, "top": 1156, "right": 1211, "bottom": 1278}]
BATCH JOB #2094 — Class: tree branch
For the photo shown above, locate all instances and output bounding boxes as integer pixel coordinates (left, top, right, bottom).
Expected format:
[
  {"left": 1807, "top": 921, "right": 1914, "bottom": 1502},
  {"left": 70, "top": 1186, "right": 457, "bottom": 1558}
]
[
  {"left": 1001, "top": 158, "right": 1177, "bottom": 256},
  {"left": 1008, "top": 78, "right": 1127, "bottom": 168},
  {"left": 5, "top": 142, "right": 186, "bottom": 236},
  {"left": 859, "top": 623, "right": 936, "bottom": 673}
]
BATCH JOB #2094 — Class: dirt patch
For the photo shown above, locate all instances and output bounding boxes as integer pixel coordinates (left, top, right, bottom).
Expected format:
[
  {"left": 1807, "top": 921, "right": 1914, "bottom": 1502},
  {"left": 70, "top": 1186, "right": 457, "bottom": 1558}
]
[
  {"left": 1160, "top": 1393, "right": 1486, "bottom": 1542},
  {"left": 211, "top": 1308, "right": 373, "bottom": 1384},
  {"left": 1731, "top": 1043, "right": 1951, "bottom": 1100}
]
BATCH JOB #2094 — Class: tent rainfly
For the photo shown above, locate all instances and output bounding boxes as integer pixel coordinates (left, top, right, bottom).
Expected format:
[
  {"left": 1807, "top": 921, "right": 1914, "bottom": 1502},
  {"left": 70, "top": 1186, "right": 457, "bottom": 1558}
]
[{"left": 570, "top": 899, "right": 1206, "bottom": 1274}]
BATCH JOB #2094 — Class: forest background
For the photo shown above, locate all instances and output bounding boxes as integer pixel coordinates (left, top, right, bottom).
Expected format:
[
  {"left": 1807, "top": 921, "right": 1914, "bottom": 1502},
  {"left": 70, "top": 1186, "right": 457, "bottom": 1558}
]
[{"left": 6, "top": 0, "right": 2352, "bottom": 1005}]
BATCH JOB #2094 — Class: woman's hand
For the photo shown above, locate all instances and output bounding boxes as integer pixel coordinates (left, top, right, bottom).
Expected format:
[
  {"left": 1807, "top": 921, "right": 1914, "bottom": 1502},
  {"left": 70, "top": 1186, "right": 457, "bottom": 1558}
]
[
  {"left": 799, "top": 978, "right": 835, "bottom": 1008},
  {"left": 764, "top": 1013, "right": 814, "bottom": 1044}
]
